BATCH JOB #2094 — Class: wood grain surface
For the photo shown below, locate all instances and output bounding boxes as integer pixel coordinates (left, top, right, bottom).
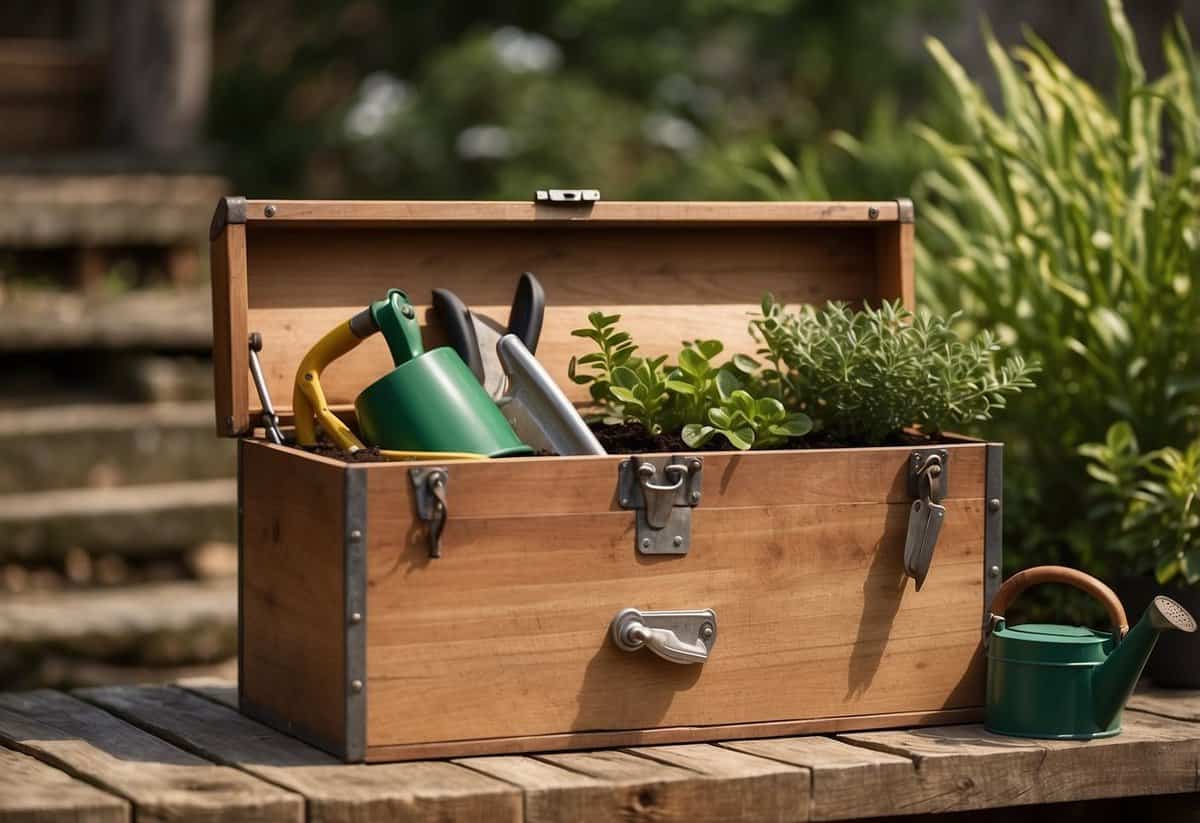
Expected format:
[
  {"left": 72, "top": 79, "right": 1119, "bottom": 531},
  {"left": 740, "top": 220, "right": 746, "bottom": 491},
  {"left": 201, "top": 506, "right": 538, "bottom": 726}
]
[
  {"left": 2, "top": 680, "right": 1199, "bottom": 822},
  {"left": 362, "top": 439, "right": 987, "bottom": 751},
  {"left": 208, "top": 199, "right": 913, "bottom": 426},
  {"left": 239, "top": 440, "right": 349, "bottom": 758},
  {"left": 0, "top": 690, "right": 301, "bottom": 823},
  {"left": 79, "top": 685, "right": 521, "bottom": 823},
  {"left": 0, "top": 744, "right": 129, "bottom": 823}
]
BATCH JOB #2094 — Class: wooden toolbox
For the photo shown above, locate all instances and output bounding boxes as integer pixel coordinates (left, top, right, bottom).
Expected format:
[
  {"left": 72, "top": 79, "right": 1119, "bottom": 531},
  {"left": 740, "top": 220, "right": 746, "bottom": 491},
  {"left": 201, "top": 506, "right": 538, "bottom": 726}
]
[{"left": 209, "top": 196, "right": 1002, "bottom": 763}]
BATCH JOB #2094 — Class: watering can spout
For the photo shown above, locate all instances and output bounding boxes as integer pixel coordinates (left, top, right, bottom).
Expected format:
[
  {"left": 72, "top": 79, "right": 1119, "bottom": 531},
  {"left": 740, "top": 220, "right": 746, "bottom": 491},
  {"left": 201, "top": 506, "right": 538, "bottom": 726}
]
[{"left": 1092, "top": 596, "right": 1196, "bottom": 728}]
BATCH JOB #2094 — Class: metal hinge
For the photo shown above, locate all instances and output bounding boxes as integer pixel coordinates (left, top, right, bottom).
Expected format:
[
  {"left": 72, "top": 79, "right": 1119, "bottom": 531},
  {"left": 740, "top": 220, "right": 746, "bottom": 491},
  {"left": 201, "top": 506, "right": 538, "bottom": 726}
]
[
  {"left": 903, "top": 449, "right": 949, "bottom": 590},
  {"left": 618, "top": 455, "right": 702, "bottom": 555},
  {"left": 410, "top": 467, "right": 449, "bottom": 558},
  {"left": 535, "top": 189, "right": 600, "bottom": 205}
]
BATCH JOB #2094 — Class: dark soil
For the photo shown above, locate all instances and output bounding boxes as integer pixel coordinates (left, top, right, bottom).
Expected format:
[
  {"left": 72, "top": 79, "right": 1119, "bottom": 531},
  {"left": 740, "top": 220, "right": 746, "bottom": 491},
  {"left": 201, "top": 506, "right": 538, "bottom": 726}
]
[
  {"left": 296, "top": 426, "right": 948, "bottom": 462},
  {"left": 305, "top": 444, "right": 390, "bottom": 463},
  {"left": 589, "top": 421, "right": 948, "bottom": 454}
]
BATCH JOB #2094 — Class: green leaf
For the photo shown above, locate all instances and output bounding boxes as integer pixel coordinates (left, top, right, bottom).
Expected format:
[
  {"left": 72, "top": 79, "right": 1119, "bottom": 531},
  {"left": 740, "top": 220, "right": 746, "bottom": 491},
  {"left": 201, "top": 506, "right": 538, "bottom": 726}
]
[
  {"left": 715, "top": 369, "right": 742, "bottom": 400},
  {"left": 755, "top": 396, "right": 786, "bottom": 420},
  {"left": 778, "top": 413, "right": 813, "bottom": 436},
  {"left": 678, "top": 347, "right": 710, "bottom": 377},
  {"left": 723, "top": 426, "right": 755, "bottom": 450},
  {"left": 609, "top": 385, "right": 638, "bottom": 404},
  {"left": 695, "top": 339, "right": 724, "bottom": 359},
  {"left": 611, "top": 366, "right": 638, "bottom": 389},
  {"left": 681, "top": 424, "right": 715, "bottom": 447},
  {"left": 732, "top": 353, "right": 760, "bottom": 374},
  {"left": 708, "top": 407, "right": 732, "bottom": 428},
  {"left": 664, "top": 379, "right": 696, "bottom": 395}
]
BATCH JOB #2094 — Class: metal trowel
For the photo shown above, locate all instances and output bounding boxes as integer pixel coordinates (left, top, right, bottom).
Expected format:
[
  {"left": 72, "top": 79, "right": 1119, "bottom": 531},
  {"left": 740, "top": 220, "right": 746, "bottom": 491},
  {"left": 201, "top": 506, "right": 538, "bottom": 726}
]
[
  {"left": 432, "top": 274, "right": 606, "bottom": 456},
  {"left": 495, "top": 333, "right": 605, "bottom": 456}
]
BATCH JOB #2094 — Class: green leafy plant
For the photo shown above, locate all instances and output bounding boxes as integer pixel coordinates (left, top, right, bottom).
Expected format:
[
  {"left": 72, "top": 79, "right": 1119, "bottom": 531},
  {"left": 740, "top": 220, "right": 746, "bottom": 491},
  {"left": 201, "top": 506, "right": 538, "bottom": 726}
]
[
  {"left": 568, "top": 313, "right": 812, "bottom": 449},
  {"left": 683, "top": 391, "right": 812, "bottom": 450},
  {"left": 750, "top": 297, "right": 1036, "bottom": 444},
  {"left": 907, "top": 1, "right": 1200, "bottom": 580},
  {"left": 1082, "top": 422, "right": 1200, "bottom": 587}
]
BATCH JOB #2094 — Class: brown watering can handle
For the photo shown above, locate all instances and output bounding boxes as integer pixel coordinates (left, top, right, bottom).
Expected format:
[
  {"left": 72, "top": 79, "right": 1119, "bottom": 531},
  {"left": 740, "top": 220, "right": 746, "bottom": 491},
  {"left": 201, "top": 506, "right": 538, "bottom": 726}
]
[{"left": 988, "top": 565, "right": 1129, "bottom": 638}]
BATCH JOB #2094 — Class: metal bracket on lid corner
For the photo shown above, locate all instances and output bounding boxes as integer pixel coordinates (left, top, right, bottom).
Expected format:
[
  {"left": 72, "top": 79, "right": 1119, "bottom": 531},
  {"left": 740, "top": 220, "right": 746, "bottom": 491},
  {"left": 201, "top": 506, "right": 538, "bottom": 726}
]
[
  {"left": 410, "top": 467, "right": 449, "bottom": 558},
  {"left": 903, "top": 449, "right": 950, "bottom": 591},
  {"left": 618, "top": 455, "right": 702, "bottom": 555},
  {"left": 534, "top": 189, "right": 600, "bottom": 205}
]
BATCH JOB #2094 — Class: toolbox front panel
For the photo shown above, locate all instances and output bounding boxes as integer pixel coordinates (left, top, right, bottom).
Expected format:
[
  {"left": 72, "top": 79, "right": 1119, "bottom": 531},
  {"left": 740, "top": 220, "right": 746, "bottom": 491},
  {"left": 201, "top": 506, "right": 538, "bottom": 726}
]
[{"left": 363, "top": 443, "right": 988, "bottom": 752}]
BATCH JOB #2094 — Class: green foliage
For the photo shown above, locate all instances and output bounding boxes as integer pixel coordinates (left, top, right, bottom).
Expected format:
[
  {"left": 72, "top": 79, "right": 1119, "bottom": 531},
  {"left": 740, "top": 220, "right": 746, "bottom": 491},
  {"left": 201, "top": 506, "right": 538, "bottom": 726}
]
[
  {"left": 750, "top": 297, "right": 1036, "bottom": 444},
  {"left": 910, "top": 2, "right": 1200, "bottom": 579},
  {"left": 568, "top": 313, "right": 811, "bottom": 449},
  {"left": 209, "top": 0, "right": 954, "bottom": 198},
  {"left": 1082, "top": 423, "right": 1200, "bottom": 587},
  {"left": 683, "top": 391, "right": 812, "bottom": 450}
]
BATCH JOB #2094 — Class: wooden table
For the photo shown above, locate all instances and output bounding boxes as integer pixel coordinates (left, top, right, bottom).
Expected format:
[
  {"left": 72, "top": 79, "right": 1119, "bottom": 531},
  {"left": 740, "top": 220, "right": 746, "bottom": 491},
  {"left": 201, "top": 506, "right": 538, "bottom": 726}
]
[{"left": 0, "top": 680, "right": 1197, "bottom": 823}]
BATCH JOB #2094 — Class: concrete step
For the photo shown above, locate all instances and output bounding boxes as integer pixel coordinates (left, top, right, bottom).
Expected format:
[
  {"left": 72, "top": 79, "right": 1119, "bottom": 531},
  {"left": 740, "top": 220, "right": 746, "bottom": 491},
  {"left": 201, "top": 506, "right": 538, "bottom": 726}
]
[
  {"left": 0, "top": 402, "right": 233, "bottom": 493},
  {"left": 0, "top": 478, "right": 236, "bottom": 562},
  {"left": 0, "top": 578, "right": 236, "bottom": 689}
]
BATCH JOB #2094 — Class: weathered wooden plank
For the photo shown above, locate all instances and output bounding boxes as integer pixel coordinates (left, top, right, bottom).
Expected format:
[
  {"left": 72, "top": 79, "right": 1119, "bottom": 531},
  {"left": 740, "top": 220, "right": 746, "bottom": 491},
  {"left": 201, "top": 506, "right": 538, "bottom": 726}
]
[
  {"left": 0, "top": 690, "right": 301, "bottom": 823},
  {"left": 1129, "top": 686, "right": 1200, "bottom": 723},
  {"left": 490, "top": 747, "right": 808, "bottom": 823},
  {"left": 723, "top": 735, "right": 914, "bottom": 821},
  {"left": 81, "top": 685, "right": 521, "bottom": 823},
  {"left": 0, "top": 744, "right": 129, "bottom": 823},
  {"left": 833, "top": 713, "right": 1200, "bottom": 817}
]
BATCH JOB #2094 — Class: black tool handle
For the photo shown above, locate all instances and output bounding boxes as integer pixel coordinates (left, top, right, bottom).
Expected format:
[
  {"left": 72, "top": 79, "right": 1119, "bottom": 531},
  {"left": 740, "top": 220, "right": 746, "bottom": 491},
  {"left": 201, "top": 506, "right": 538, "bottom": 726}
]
[
  {"left": 507, "top": 271, "right": 545, "bottom": 354},
  {"left": 431, "top": 288, "right": 484, "bottom": 382}
]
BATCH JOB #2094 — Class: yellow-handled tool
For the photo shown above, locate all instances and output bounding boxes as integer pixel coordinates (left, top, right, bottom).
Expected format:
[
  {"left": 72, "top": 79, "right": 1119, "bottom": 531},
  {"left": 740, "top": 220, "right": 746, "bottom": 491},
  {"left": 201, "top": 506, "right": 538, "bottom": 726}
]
[{"left": 292, "top": 302, "right": 488, "bottom": 462}]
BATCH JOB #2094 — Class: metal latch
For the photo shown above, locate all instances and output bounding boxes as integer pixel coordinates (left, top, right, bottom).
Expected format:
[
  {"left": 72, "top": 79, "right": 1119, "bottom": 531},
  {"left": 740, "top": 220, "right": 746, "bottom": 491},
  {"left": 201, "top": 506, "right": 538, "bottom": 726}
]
[
  {"left": 535, "top": 189, "right": 600, "bottom": 205},
  {"left": 903, "top": 449, "right": 948, "bottom": 590},
  {"left": 618, "top": 455, "right": 702, "bottom": 555},
  {"left": 410, "top": 467, "right": 449, "bottom": 558},
  {"left": 611, "top": 607, "right": 717, "bottom": 664}
]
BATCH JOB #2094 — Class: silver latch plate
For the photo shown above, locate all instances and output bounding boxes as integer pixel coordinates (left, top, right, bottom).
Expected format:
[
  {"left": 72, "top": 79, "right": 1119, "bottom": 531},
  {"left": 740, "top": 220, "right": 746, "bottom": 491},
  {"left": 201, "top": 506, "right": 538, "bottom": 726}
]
[
  {"left": 535, "top": 189, "right": 600, "bottom": 205},
  {"left": 618, "top": 455, "right": 702, "bottom": 555}
]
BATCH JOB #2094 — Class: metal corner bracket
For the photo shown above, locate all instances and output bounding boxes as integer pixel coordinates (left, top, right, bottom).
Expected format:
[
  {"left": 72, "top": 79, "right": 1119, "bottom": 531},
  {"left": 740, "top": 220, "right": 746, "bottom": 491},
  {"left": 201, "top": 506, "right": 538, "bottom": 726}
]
[
  {"left": 209, "top": 195, "right": 247, "bottom": 241},
  {"left": 343, "top": 466, "right": 367, "bottom": 762},
  {"left": 983, "top": 443, "right": 1004, "bottom": 631},
  {"left": 618, "top": 455, "right": 702, "bottom": 555},
  {"left": 895, "top": 197, "right": 915, "bottom": 223}
]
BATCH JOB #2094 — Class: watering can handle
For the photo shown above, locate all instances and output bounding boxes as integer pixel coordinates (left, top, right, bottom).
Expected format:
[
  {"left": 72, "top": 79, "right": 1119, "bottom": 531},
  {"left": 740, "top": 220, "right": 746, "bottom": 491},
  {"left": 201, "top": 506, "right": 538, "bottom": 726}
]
[{"left": 988, "top": 565, "right": 1129, "bottom": 638}]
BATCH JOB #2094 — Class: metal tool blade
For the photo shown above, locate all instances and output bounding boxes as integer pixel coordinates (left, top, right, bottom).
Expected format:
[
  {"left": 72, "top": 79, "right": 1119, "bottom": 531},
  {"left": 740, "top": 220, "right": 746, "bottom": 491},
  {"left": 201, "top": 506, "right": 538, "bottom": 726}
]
[{"left": 496, "top": 334, "right": 605, "bottom": 456}]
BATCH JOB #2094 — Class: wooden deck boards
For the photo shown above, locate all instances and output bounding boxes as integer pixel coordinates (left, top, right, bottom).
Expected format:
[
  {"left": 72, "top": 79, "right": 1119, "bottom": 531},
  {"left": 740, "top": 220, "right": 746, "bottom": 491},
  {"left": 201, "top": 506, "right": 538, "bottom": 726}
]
[{"left": 0, "top": 680, "right": 1197, "bottom": 822}]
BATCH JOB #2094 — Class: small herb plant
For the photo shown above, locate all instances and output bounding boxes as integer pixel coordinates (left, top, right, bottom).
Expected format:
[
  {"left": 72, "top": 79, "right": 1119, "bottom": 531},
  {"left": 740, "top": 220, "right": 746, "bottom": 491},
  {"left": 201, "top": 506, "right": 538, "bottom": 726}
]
[
  {"left": 1082, "top": 423, "right": 1200, "bottom": 587},
  {"left": 568, "top": 311, "right": 811, "bottom": 448},
  {"left": 751, "top": 297, "right": 1037, "bottom": 444},
  {"left": 569, "top": 298, "right": 1033, "bottom": 450}
]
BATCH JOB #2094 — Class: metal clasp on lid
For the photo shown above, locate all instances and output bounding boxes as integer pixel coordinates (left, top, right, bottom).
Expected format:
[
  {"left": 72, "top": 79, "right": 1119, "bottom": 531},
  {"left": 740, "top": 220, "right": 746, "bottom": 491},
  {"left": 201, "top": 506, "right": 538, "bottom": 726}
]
[
  {"left": 535, "top": 189, "right": 600, "bottom": 205},
  {"left": 618, "top": 455, "right": 702, "bottom": 555}
]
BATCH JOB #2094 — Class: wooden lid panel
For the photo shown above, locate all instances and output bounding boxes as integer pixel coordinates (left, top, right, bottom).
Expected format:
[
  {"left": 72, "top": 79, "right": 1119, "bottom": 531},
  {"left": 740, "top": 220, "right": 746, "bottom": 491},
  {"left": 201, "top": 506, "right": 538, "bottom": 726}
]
[{"left": 212, "top": 200, "right": 913, "bottom": 435}]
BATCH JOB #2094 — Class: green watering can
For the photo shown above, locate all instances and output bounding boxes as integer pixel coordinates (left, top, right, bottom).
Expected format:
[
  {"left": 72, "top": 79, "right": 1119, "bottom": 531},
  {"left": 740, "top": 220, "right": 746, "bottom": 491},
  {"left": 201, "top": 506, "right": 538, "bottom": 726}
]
[
  {"left": 355, "top": 290, "right": 533, "bottom": 457},
  {"left": 985, "top": 565, "right": 1196, "bottom": 740},
  {"left": 293, "top": 289, "right": 531, "bottom": 459}
]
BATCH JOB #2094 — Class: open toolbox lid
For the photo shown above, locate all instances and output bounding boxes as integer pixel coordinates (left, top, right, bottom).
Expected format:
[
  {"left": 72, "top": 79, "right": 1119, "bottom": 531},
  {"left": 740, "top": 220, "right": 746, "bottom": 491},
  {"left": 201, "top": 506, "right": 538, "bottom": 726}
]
[{"left": 209, "top": 196, "right": 914, "bottom": 437}]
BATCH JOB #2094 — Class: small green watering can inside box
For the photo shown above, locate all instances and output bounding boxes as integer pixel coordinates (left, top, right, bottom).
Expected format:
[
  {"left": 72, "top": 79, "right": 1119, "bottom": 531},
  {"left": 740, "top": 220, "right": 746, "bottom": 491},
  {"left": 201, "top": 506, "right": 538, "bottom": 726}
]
[
  {"left": 293, "top": 289, "right": 532, "bottom": 459},
  {"left": 985, "top": 565, "right": 1196, "bottom": 740}
]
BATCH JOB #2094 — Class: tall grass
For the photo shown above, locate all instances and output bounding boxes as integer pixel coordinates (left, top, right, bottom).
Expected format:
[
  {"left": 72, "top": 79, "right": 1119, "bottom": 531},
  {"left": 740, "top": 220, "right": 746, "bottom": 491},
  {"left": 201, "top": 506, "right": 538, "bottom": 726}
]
[{"left": 916, "top": 0, "right": 1200, "bottom": 586}]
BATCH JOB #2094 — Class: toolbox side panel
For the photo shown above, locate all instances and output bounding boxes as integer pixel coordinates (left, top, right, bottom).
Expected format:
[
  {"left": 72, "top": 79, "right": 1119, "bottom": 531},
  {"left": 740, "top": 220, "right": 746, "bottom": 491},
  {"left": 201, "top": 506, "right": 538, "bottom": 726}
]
[
  {"left": 240, "top": 440, "right": 349, "bottom": 757},
  {"left": 363, "top": 443, "right": 987, "bottom": 758}
]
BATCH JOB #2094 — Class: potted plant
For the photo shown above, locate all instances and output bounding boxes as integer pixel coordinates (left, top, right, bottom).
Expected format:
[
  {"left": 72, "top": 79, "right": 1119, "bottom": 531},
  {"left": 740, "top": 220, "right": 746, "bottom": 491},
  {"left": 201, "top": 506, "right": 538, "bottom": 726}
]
[{"left": 1082, "top": 423, "right": 1200, "bottom": 687}]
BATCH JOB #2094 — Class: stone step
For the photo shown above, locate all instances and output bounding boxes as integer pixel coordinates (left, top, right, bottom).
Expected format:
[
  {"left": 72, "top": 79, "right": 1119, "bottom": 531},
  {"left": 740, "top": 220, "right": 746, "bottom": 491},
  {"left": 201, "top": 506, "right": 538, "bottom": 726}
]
[
  {"left": 0, "top": 478, "right": 236, "bottom": 562},
  {"left": 0, "top": 286, "right": 212, "bottom": 351},
  {"left": 0, "top": 578, "right": 236, "bottom": 689},
  {"left": 0, "top": 402, "right": 233, "bottom": 493}
]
